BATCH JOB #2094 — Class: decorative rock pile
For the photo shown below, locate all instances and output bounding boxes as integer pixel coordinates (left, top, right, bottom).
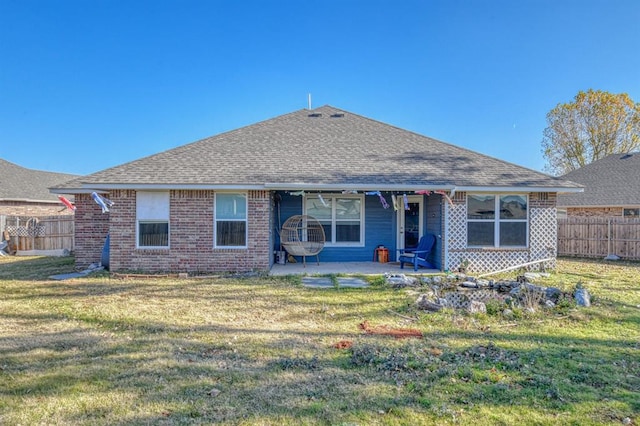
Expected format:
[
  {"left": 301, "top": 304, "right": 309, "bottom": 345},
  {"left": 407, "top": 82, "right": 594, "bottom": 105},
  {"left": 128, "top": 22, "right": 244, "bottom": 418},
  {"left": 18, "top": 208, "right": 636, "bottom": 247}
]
[{"left": 383, "top": 271, "right": 592, "bottom": 314}]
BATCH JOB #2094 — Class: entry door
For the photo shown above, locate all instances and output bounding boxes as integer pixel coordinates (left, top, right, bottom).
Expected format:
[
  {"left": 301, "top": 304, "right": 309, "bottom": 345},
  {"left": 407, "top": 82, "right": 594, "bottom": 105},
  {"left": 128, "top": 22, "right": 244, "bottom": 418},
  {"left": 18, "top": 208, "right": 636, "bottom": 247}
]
[{"left": 396, "top": 195, "right": 424, "bottom": 259}]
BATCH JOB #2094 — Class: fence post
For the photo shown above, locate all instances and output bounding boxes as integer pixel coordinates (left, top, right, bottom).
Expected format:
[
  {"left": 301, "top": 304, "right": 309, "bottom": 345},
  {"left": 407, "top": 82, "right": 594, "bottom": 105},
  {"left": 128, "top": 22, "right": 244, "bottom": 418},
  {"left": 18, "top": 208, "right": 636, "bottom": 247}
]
[{"left": 608, "top": 218, "right": 611, "bottom": 256}]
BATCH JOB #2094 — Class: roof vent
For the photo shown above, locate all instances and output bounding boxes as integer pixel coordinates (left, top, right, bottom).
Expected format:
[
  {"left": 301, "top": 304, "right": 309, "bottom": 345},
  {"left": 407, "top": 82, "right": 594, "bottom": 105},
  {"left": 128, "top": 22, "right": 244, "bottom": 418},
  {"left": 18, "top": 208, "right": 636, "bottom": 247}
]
[
  {"left": 308, "top": 113, "right": 322, "bottom": 118},
  {"left": 330, "top": 113, "right": 345, "bottom": 118}
]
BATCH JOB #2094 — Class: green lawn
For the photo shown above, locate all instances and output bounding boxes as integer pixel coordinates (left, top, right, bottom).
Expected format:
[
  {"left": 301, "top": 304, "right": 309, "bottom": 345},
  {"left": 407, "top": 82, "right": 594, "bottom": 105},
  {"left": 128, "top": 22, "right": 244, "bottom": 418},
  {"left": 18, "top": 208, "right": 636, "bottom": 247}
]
[{"left": 0, "top": 256, "right": 638, "bottom": 425}]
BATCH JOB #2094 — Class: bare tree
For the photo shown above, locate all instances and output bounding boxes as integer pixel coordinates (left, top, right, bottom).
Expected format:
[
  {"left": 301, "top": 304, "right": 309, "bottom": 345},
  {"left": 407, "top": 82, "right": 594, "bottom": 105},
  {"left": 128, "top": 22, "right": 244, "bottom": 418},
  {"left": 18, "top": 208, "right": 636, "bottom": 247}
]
[{"left": 542, "top": 89, "right": 640, "bottom": 175}]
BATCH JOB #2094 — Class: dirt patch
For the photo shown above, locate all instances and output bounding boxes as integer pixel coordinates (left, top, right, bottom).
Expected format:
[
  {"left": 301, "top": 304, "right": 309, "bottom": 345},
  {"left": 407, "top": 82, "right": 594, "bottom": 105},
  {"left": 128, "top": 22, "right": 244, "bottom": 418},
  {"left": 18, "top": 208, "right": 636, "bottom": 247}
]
[
  {"left": 359, "top": 320, "right": 423, "bottom": 339},
  {"left": 333, "top": 340, "right": 353, "bottom": 349}
]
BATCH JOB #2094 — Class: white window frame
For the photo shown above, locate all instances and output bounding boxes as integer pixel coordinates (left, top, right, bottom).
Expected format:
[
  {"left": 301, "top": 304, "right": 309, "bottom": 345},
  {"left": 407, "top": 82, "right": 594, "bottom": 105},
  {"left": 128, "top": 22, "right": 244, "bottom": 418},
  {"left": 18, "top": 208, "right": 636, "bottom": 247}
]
[
  {"left": 304, "top": 194, "right": 365, "bottom": 247},
  {"left": 466, "top": 194, "right": 529, "bottom": 248},
  {"left": 214, "top": 192, "right": 248, "bottom": 249},
  {"left": 136, "top": 191, "right": 170, "bottom": 249}
]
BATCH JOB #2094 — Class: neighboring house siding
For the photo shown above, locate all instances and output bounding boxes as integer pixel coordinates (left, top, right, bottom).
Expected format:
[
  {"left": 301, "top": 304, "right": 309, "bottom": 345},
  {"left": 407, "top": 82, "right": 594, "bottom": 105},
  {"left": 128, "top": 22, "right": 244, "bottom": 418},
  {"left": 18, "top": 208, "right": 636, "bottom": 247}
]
[
  {"left": 446, "top": 192, "right": 557, "bottom": 273},
  {"left": 0, "top": 201, "right": 73, "bottom": 217},
  {"left": 104, "top": 189, "right": 271, "bottom": 273},
  {"left": 566, "top": 207, "right": 624, "bottom": 217},
  {"left": 74, "top": 193, "right": 110, "bottom": 268}
]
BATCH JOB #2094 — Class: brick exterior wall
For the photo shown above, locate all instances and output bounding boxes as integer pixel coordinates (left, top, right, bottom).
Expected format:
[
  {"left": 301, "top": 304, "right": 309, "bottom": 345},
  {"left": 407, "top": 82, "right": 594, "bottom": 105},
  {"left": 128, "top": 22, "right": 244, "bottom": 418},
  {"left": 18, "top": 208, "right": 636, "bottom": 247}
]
[
  {"left": 566, "top": 207, "right": 624, "bottom": 217},
  {"left": 446, "top": 192, "right": 557, "bottom": 273},
  {"left": 74, "top": 193, "right": 110, "bottom": 268},
  {"left": 75, "top": 189, "right": 272, "bottom": 273},
  {"left": 0, "top": 201, "right": 74, "bottom": 217}
]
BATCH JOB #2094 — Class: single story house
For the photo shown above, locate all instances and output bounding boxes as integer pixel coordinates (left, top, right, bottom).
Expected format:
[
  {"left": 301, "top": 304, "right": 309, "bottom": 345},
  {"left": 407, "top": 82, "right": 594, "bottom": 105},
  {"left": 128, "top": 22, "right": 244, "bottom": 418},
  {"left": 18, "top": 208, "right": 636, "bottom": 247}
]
[
  {"left": 1, "top": 159, "right": 77, "bottom": 216},
  {"left": 557, "top": 152, "right": 640, "bottom": 218},
  {"left": 52, "top": 105, "right": 581, "bottom": 274}
]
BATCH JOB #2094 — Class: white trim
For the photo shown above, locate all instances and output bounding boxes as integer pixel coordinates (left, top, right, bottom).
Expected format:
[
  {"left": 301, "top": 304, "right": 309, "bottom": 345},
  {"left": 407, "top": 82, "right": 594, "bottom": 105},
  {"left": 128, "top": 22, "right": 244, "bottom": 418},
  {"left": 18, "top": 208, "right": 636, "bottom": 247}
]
[
  {"left": 51, "top": 183, "right": 584, "bottom": 195},
  {"left": 466, "top": 194, "right": 529, "bottom": 248},
  {"left": 443, "top": 201, "right": 449, "bottom": 271},
  {"left": 304, "top": 194, "right": 365, "bottom": 247},
  {"left": 396, "top": 195, "right": 423, "bottom": 259},
  {"left": 266, "top": 183, "right": 456, "bottom": 191},
  {"left": 214, "top": 192, "right": 249, "bottom": 249},
  {"left": 136, "top": 221, "right": 170, "bottom": 249},
  {"left": 69, "top": 183, "right": 266, "bottom": 191},
  {"left": 136, "top": 191, "right": 170, "bottom": 249},
  {"left": 454, "top": 186, "right": 583, "bottom": 193}
]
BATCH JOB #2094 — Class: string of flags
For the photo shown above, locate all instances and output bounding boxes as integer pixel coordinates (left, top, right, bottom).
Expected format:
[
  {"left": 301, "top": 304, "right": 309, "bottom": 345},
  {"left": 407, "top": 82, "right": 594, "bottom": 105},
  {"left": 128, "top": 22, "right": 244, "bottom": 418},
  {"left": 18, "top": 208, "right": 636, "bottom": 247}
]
[
  {"left": 364, "top": 191, "right": 389, "bottom": 209},
  {"left": 284, "top": 189, "right": 454, "bottom": 209}
]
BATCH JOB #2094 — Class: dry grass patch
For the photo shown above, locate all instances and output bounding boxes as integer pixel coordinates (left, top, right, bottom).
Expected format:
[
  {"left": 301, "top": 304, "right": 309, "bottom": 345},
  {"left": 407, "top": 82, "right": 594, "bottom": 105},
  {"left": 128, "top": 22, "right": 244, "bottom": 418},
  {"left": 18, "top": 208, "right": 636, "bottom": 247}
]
[{"left": 0, "top": 256, "right": 639, "bottom": 425}]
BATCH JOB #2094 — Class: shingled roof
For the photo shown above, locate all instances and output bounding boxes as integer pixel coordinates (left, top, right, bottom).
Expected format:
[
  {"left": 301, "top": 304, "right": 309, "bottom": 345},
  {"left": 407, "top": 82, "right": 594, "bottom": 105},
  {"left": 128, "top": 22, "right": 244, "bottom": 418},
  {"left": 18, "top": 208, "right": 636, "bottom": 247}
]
[
  {"left": 52, "top": 105, "right": 580, "bottom": 193},
  {"left": 0, "top": 159, "right": 78, "bottom": 203},
  {"left": 557, "top": 152, "right": 640, "bottom": 207}
]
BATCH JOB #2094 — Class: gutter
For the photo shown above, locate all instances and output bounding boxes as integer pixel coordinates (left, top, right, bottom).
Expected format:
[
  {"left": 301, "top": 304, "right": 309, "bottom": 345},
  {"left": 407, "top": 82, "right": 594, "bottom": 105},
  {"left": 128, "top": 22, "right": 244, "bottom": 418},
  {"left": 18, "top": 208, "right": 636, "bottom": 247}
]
[{"left": 50, "top": 183, "right": 584, "bottom": 194}]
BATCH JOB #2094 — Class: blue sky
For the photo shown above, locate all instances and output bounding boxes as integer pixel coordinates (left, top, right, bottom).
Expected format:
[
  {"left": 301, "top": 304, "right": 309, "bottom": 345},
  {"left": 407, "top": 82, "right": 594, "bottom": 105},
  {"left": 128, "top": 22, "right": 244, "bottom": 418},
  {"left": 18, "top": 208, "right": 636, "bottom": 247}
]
[{"left": 1, "top": 0, "right": 639, "bottom": 176}]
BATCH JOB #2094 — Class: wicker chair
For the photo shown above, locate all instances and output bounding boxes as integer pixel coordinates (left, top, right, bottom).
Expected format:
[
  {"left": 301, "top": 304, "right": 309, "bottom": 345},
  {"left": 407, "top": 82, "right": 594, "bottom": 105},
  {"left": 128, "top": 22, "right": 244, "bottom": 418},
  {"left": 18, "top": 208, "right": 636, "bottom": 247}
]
[{"left": 280, "top": 215, "right": 325, "bottom": 266}]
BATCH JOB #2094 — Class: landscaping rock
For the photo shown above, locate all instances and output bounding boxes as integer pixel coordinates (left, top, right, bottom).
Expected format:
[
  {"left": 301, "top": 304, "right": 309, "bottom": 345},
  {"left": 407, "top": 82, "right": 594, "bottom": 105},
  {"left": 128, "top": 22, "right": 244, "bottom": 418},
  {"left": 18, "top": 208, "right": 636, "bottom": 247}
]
[
  {"left": 437, "top": 298, "right": 450, "bottom": 308},
  {"left": 575, "top": 287, "right": 591, "bottom": 307},
  {"left": 502, "top": 308, "right": 514, "bottom": 318},
  {"left": 466, "top": 300, "right": 486, "bottom": 314},
  {"left": 545, "top": 286, "right": 562, "bottom": 302},
  {"left": 416, "top": 294, "right": 443, "bottom": 311},
  {"left": 496, "top": 280, "right": 519, "bottom": 292},
  {"left": 476, "top": 279, "right": 491, "bottom": 288},
  {"left": 507, "top": 282, "right": 562, "bottom": 307},
  {"left": 460, "top": 281, "right": 478, "bottom": 288},
  {"left": 207, "top": 388, "right": 221, "bottom": 397},
  {"left": 385, "top": 273, "right": 418, "bottom": 288}
]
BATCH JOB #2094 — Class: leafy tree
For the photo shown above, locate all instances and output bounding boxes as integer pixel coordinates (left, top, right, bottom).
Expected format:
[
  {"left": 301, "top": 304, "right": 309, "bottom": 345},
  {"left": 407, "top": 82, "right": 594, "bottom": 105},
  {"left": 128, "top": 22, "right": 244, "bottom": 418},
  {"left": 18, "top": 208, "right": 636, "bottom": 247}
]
[{"left": 542, "top": 89, "right": 640, "bottom": 175}]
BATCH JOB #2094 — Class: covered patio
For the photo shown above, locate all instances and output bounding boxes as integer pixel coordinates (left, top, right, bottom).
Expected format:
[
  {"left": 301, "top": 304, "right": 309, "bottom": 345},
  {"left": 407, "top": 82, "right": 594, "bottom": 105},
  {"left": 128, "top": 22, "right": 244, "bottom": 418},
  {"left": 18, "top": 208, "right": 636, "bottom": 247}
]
[{"left": 269, "top": 261, "right": 441, "bottom": 276}]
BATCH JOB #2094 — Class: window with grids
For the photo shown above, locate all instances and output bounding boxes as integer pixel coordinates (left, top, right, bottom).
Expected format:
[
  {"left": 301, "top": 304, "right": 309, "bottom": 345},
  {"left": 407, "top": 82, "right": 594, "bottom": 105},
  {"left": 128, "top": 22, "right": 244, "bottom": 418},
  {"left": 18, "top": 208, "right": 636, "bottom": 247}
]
[
  {"left": 467, "top": 194, "right": 528, "bottom": 247},
  {"left": 305, "top": 195, "right": 363, "bottom": 245},
  {"left": 137, "top": 191, "right": 170, "bottom": 248},
  {"left": 215, "top": 193, "right": 247, "bottom": 248}
]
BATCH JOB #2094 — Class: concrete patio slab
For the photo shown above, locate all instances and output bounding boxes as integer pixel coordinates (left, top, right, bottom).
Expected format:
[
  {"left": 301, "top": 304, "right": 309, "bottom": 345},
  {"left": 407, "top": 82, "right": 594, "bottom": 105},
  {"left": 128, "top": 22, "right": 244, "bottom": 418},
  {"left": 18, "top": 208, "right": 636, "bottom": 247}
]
[
  {"left": 301, "top": 277, "right": 333, "bottom": 288},
  {"left": 301, "top": 276, "right": 369, "bottom": 288},
  {"left": 271, "top": 261, "right": 439, "bottom": 276},
  {"left": 336, "top": 277, "right": 369, "bottom": 288}
]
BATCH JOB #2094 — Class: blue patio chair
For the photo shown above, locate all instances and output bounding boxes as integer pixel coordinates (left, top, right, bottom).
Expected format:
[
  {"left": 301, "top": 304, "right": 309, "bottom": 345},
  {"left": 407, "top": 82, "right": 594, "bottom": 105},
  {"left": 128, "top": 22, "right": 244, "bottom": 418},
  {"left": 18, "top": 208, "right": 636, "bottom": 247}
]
[{"left": 398, "top": 233, "right": 436, "bottom": 271}]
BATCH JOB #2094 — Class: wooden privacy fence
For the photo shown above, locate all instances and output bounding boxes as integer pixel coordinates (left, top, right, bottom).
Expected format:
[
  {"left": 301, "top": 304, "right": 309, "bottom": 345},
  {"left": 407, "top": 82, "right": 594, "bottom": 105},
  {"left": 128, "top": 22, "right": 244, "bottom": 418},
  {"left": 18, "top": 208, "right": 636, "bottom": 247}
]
[
  {"left": 1, "top": 215, "right": 74, "bottom": 253},
  {"left": 557, "top": 217, "right": 640, "bottom": 260}
]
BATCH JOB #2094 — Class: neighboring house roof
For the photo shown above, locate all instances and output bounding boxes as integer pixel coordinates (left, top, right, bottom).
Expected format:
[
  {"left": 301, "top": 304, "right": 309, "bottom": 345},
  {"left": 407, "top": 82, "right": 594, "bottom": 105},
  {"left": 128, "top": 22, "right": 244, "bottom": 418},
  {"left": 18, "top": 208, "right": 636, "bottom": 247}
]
[
  {"left": 557, "top": 152, "right": 640, "bottom": 208},
  {"left": 0, "top": 159, "right": 78, "bottom": 203},
  {"left": 52, "top": 105, "right": 581, "bottom": 193}
]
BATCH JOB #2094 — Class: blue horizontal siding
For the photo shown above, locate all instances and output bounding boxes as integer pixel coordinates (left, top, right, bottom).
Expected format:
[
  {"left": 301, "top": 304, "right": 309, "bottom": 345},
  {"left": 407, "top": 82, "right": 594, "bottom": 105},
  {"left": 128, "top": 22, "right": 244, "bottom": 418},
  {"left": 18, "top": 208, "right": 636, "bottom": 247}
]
[
  {"left": 273, "top": 191, "right": 443, "bottom": 269},
  {"left": 274, "top": 191, "right": 397, "bottom": 262}
]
